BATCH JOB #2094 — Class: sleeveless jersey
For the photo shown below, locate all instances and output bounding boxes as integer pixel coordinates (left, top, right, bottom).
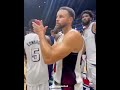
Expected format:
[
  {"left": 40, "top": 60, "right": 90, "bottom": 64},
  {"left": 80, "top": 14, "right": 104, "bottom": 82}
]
[
  {"left": 83, "top": 22, "right": 96, "bottom": 64},
  {"left": 54, "top": 29, "right": 83, "bottom": 86},
  {"left": 24, "top": 33, "right": 49, "bottom": 86}
]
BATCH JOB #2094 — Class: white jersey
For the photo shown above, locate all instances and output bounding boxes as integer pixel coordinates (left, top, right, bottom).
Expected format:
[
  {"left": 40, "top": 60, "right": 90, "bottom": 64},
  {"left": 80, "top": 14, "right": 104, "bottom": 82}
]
[
  {"left": 54, "top": 29, "right": 83, "bottom": 87},
  {"left": 24, "top": 33, "right": 49, "bottom": 86},
  {"left": 83, "top": 22, "right": 96, "bottom": 64}
]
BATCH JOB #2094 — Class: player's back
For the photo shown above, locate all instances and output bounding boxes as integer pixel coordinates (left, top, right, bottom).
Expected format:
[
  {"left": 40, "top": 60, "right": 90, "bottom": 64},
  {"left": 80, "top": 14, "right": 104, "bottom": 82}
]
[{"left": 24, "top": 33, "right": 49, "bottom": 86}]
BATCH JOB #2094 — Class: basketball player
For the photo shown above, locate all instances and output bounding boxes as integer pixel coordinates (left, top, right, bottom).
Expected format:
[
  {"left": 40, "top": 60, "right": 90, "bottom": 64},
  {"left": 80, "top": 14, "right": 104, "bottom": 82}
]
[
  {"left": 32, "top": 7, "right": 84, "bottom": 90},
  {"left": 81, "top": 10, "right": 96, "bottom": 90},
  {"left": 24, "top": 19, "right": 51, "bottom": 90}
]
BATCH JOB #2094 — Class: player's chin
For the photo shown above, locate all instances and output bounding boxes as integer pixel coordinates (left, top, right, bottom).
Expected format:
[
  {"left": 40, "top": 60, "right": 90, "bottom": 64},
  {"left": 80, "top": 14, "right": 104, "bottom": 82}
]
[{"left": 55, "top": 25, "right": 60, "bottom": 29}]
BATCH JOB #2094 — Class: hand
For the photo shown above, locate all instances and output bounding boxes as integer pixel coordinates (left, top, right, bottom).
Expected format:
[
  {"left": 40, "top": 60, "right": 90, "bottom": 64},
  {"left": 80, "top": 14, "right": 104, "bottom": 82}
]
[
  {"left": 32, "top": 19, "right": 48, "bottom": 36},
  {"left": 82, "top": 73, "right": 87, "bottom": 79}
]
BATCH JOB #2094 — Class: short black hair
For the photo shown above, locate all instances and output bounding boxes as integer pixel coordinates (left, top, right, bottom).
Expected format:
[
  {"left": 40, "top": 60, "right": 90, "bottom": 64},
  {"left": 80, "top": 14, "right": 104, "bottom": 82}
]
[
  {"left": 28, "top": 19, "right": 36, "bottom": 31},
  {"left": 59, "top": 6, "right": 75, "bottom": 20},
  {"left": 81, "top": 10, "right": 94, "bottom": 19}
]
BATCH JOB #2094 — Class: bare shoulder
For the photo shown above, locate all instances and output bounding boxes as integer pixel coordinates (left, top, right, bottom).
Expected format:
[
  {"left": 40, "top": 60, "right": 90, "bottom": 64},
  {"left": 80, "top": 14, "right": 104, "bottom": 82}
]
[
  {"left": 65, "top": 29, "right": 82, "bottom": 41},
  {"left": 93, "top": 22, "right": 96, "bottom": 25},
  {"left": 63, "top": 29, "right": 84, "bottom": 51},
  {"left": 92, "top": 22, "right": 96, "bottom": 33},
  {"left": 92, "top": 22, "right": 96, "bottom": 28},
  {"left": 93, "top": 22, "right": 96, "bottom": 27}
]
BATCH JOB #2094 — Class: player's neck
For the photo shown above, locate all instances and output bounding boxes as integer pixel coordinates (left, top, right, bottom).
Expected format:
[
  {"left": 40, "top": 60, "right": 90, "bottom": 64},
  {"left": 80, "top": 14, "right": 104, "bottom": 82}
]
[
  {"left": 62, "top": 26, "right": 72, "bottom": 35},
  {"left": 84, "top": 21, "right": 92, "bottom": 29}
]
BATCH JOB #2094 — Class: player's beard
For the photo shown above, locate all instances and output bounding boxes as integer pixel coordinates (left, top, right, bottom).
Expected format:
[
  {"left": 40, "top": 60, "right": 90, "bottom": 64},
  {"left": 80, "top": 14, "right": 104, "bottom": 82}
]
[
  {"left": 82, "top": 20, "right": 90, "bottom": 26},
  {"left": 55, "top": 23, "right": 67, "bottom": 30}
]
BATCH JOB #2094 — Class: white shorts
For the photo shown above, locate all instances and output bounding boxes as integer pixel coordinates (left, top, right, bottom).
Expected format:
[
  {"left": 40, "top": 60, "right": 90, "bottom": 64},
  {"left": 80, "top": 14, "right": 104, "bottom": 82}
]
[
  {"left": 87, "top": 62, "right": 96, "bottom": 86},
  {"left": 27, "top": 82, "right": 49, "bottom": 90}
]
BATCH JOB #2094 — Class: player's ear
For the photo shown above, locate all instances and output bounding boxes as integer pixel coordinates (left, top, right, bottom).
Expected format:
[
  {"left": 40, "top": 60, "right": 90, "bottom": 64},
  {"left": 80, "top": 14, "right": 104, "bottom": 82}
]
[{"left": 69, "top": 17, "right": 73, "bottom": 23}]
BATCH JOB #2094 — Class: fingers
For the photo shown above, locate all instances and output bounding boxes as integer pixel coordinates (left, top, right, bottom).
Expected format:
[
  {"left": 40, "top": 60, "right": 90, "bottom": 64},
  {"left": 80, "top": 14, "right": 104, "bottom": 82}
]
[
  {"left": 32, "top": 19, "right": 48, "bottom": 33},
  {"left": 32, "top": 22, "right": 37, "bottom": 27},
  {"left": 44, "top": 26, "right": 48, "bottom": 33},
  {"left": 32, "top": 20, "right": 42, "bottom": 28},
  {"left": 45, "top": 26, "right": 48, "bottom": 30},
  {"left": 35, "top": 19, "right": 41, "bottom": 25}
]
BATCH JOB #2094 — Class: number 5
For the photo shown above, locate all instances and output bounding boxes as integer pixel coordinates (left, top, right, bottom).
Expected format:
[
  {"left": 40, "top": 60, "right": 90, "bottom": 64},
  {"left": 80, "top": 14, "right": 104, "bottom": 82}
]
[{"left": 31, "top": 48, "right": 40, "bottom": 62}]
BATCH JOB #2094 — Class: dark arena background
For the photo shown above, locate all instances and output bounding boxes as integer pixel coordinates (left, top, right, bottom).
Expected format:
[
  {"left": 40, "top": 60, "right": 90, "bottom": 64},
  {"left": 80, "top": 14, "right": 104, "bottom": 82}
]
[{"left": 24, "top": 0, "right": 96, "bottom": 35}]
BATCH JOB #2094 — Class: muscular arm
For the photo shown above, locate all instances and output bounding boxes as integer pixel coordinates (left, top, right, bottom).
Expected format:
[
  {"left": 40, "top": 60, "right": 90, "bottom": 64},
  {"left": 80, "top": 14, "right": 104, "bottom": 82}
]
[
  {"left": 39, "top": 31, "right": 83, "bottom": 64},
  {"left": 24, "top": 49, "right": 27, "bottom": 65},
  {"left": 45, "top": 35, "right": 52, "bottom": 45},
  {"left": 92, "top": 22, "right": 96, "bottom": 33}
]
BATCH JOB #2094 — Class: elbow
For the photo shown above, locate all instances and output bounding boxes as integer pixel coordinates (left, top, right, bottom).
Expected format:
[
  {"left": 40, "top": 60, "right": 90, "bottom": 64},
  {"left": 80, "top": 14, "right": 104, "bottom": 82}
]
[
  {"left": 44, "top": 59, "right": 51, "bottom": 64},
  {"left": 43, "top": 52, "right": 55, "bottom": 64}
]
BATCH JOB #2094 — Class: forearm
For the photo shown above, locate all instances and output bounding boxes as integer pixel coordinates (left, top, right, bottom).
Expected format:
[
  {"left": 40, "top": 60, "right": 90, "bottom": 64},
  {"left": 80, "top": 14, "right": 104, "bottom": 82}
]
[{"left": 39, "top": 35, "right": 52, "bottom": 64}]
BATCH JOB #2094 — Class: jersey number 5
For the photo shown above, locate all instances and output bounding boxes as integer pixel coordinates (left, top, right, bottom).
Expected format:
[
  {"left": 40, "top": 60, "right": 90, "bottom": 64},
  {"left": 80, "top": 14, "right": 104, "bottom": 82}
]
[{"left": 31, "top": 48, "right": 40, "bottom": 62}]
